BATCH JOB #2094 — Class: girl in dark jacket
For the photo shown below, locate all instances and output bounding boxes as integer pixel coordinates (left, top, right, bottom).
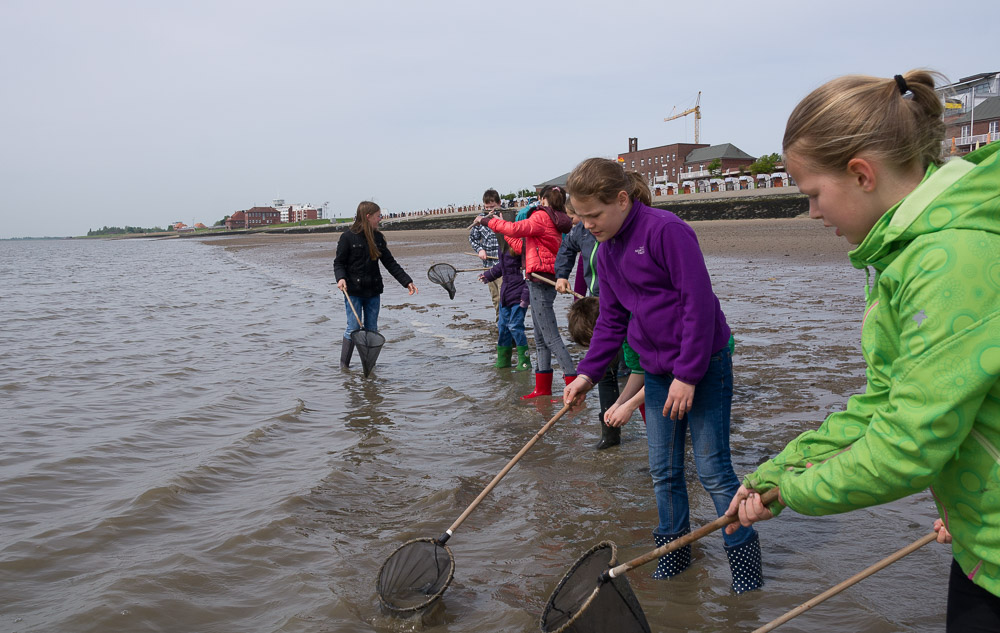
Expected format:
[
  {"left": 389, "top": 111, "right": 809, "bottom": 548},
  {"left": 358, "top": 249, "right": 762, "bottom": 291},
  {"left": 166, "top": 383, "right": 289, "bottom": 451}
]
[{"left": 334, "top": 201, "right": 417, "bottom": 368}]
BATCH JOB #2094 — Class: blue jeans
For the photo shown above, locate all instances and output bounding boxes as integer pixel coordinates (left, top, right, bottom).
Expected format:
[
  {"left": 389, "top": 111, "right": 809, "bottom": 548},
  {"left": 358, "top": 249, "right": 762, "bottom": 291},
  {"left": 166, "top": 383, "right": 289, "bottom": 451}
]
[
  {"left": 497, "top": 304, "right": 528, "bottom": 347},
  {"left": 644, "top": 347, "right": 754, "bottom": 548},
  {"left": 344, "top": 294, "right": 380, "bottom": 339}
]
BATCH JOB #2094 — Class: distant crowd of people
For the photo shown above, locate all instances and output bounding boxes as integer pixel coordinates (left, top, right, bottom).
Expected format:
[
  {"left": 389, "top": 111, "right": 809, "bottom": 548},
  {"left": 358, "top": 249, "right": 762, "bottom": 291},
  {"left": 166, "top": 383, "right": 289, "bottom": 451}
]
[{"left": 378, "top": 199, "right": 535, "bottom": 221}]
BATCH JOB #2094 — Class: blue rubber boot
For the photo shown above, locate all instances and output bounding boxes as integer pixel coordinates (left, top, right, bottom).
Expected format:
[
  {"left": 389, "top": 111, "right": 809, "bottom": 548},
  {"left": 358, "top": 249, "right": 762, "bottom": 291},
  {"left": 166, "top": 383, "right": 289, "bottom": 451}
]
[
  {"left": 651, "top": 530, "right": 691, "bottom": 579},
  {"left": 726, "top": 531, "right": 763, "bottom": 593}
]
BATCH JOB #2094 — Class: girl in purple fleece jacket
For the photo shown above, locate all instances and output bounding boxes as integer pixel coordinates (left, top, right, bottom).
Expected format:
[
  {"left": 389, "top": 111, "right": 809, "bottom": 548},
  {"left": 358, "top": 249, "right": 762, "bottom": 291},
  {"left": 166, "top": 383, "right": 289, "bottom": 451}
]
[{"left": 562, "top": 158, "right": 762, "bottom": 594}]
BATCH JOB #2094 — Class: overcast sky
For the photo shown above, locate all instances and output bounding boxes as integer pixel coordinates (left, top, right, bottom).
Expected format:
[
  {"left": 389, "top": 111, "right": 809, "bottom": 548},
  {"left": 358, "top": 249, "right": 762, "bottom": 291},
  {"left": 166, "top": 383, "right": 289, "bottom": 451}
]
[{"left": 1, "top": 0, "right": 995, "bottom": 238}]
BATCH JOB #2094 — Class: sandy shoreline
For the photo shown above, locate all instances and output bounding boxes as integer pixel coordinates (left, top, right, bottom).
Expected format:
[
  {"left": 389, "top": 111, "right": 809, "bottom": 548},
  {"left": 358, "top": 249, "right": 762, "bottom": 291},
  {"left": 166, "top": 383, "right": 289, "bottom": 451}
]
[{"left": 198, "top": 216, "right": 852, "bottom": 263}]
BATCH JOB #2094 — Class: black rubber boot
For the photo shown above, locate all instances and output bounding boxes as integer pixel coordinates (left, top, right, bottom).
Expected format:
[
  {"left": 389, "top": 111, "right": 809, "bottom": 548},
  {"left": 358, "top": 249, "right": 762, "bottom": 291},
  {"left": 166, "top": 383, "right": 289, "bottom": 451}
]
[
  {"left": 726, "top": 531, "right": 763, "bottom": 593},
  {"left": 595, "top": 363, "right": 621, "bottom": 450},
  {"left": 651, "top": 529, "right": 692, "bottom": 579},
  {"left": 595, "top": 419, "right": 621, "bottom": 450},
  {"left": 340, "top": 337, "right": 354, "bottom": 369}
]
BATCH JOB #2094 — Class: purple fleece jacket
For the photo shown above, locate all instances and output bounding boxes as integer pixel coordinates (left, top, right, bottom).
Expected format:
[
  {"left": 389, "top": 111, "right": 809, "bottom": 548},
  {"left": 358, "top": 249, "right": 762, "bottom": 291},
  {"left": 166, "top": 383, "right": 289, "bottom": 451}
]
[{"left": 576, "top": 201, "right": 730, "bottom": 384}]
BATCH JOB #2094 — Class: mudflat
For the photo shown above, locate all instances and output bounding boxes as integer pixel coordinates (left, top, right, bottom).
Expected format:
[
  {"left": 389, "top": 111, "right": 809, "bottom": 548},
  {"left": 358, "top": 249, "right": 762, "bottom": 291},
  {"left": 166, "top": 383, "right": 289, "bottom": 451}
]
[{"left": 198, "top": 217, "right": 852, "bottom": 263}]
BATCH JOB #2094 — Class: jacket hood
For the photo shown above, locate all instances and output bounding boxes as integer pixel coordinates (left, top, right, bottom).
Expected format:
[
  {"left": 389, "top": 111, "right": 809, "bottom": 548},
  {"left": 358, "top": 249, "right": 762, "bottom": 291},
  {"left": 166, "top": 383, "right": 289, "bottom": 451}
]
[
  {"left": 535, "top": 205, "right": 573, "bottom": 234},
  {"left": 850, "top": 142, "right": 1000, "bottom": 270}
]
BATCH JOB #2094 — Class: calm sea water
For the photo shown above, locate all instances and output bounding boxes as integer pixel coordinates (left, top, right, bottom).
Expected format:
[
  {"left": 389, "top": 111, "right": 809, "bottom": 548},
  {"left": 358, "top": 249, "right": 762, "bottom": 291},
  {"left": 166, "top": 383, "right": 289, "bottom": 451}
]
[{"left": 0, "top": 236, "right": 948, "bottom": 632}]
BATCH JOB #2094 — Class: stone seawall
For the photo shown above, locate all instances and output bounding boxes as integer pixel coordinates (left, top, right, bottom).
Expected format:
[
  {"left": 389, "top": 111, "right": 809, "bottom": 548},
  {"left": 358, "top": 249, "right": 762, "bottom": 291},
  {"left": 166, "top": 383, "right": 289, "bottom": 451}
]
[{"left": 652, "top": 192, "right": 808, "bottom": 222}]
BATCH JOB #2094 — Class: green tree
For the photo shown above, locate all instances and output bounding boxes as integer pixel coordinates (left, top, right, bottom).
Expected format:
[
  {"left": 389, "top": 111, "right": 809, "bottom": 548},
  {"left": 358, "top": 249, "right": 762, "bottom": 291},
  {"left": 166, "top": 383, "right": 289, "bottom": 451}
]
[
  {"left": 707, "top": 158, "right": 722, "bottom": 177},
  {"left": 215, "top": 215, "right": 230, "bottom": 226},
  {"left": 503, "top": 188, "right": 535, "bottom": 200},
  {"left": 749, "top": 153, "right": 782, "bottom": 176}
]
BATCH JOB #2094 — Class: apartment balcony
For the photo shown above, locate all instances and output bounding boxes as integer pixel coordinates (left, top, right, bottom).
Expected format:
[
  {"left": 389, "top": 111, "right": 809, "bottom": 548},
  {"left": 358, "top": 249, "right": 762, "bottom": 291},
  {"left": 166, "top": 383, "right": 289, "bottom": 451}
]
[{"left": 945, "top": 131, "right": 1000, "bottom": 149}]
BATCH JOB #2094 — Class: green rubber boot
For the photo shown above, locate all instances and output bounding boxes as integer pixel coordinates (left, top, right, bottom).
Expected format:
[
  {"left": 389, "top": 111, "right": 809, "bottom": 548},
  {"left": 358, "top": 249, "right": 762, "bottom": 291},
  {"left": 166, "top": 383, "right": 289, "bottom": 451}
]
[
  {"left": 513, "top": 345, "right": 531, "bottom": 371},
  {"left": 494, "top": 345, "right": 513, "bottom": 368}
]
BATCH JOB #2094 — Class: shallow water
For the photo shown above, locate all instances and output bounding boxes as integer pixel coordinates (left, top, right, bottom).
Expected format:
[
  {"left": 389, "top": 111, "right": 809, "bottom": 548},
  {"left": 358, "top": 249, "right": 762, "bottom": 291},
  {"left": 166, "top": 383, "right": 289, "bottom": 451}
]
[{"left": 0, "top": 236, "right": 947, "bottom": 632}]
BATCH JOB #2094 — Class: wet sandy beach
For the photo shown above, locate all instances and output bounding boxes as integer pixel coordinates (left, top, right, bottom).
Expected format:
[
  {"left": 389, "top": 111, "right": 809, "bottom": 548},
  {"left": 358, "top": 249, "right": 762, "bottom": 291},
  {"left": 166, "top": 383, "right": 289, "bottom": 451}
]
[{"left": 186, "top": 217, "right": 948, "bottom": 632}]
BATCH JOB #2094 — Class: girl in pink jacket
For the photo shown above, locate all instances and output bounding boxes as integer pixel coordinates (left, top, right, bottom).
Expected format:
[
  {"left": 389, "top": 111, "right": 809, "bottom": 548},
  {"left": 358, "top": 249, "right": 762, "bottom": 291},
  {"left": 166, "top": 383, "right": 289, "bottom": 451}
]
[{"left": 477, "top": 185, "right": 574, "bottom": 399}]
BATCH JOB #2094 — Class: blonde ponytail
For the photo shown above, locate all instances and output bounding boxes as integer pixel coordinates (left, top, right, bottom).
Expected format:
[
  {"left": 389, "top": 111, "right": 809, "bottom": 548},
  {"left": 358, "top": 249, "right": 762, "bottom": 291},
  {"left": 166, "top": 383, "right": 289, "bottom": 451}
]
[{"left": 783, "top": 69, "right": 945, "bottom": 172}]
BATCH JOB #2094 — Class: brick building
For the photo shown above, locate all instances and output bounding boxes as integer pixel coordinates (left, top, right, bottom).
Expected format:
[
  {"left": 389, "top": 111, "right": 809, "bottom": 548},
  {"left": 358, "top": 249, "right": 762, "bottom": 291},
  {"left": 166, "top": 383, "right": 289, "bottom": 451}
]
[
  {"left": 245, "top": 207, "right": 281, "bottom": 227},
  {"left": 224, "top": 207, "right": 281, "bottom": 229},
  {"left": 938, "top": 71, "right": 1000, "bottom": 156},
  {"left": 288, "top": 207, "right": 319, "bottom": 222},
  {"left": 943, "top": 96, "right": 1000, "bottom": 156},
  {"left": 225, "top": 211, "right": 245, "bottom": 229},
  {"left": 618, "top": 138, "right": 708, "bottom": 188}
]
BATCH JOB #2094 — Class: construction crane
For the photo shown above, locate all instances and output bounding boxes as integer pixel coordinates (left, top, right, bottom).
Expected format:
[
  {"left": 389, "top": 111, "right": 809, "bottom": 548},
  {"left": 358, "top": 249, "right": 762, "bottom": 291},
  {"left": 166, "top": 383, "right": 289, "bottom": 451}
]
[{"left": 664, "top": 91, "right": 701, "bottom": 144}]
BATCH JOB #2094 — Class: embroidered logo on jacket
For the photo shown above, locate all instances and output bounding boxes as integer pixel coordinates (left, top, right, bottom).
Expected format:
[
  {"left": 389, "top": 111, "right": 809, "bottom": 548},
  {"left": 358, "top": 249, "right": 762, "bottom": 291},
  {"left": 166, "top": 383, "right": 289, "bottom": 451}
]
[{"left": 634, "top": 246, "right": 645, "bottom": 255}]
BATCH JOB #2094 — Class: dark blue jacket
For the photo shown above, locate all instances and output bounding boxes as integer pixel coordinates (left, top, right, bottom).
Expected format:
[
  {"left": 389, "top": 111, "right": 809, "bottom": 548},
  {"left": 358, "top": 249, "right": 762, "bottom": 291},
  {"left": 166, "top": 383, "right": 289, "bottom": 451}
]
[
  {"left": 555, "top": 223, "right": 600, "bottom": 296},
  {"left": 482, "top": 250, "right": 529, "bottom": 308}
]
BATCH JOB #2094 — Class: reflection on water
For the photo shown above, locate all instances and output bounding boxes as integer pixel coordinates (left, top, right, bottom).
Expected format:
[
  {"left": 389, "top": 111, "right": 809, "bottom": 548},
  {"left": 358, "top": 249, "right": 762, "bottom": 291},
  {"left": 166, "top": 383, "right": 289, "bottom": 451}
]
[{"left": 0, "top": 237, "right": 948, "bottom": 633}]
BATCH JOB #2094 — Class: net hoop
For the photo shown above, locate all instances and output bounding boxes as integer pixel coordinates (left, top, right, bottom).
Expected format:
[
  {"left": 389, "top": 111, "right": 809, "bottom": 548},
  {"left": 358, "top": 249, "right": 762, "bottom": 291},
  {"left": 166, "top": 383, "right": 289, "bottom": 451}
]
[
  {"left": 427, "top": 263, "right": 458, "bottom": 300},
  {"left": 427, "top": 263, "right": 458, "bottom": 281},
  {"left": 376, "top": 537, "right": 455, "bottom": 614},
  {"left": 350, "top": 329, "right": 386, "bottom": 378},
  {"left": 540, "top": 540, "right": 650, "bottom": 633}
]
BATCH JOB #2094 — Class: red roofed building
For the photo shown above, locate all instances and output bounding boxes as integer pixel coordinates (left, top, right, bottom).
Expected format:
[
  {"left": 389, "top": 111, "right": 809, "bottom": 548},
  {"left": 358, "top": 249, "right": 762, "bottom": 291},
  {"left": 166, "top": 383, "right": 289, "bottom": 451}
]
[
  {"left": 225, "top": 211, "right": 246, "bottom": 229},
  {"left": 224, "top": 207, "right": 281, "bottom": 229},
  {"left": 245, "top": 206, "right": 281, "bottom": 227}
]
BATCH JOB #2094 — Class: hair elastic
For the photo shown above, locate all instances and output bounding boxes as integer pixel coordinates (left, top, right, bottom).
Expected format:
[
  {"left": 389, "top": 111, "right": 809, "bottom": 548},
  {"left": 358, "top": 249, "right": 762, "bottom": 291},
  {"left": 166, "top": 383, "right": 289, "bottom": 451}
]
[{"left": 894, "top": 74, "right": 909, "bottom": 95}]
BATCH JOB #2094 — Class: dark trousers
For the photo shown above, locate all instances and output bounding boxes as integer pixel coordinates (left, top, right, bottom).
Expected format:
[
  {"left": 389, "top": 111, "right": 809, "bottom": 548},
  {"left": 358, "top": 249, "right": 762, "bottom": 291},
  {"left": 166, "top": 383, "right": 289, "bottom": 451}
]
[{"left": 947, "top": 558, "right": 1000, "bottom": 632}]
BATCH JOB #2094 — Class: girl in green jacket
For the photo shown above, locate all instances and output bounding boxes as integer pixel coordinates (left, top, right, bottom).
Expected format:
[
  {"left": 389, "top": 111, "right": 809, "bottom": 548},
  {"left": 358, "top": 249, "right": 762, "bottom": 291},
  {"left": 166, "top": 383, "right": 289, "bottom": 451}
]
[{"left": 724, "top": 70, "right": 1000, "bottom": 631}]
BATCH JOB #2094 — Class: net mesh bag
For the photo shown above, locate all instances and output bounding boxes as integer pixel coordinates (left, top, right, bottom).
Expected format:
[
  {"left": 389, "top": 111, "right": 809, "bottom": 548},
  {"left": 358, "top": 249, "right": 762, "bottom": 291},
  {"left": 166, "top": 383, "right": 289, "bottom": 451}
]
[
  {"left": 376, "top": 538, "right": 455, "bottom": 614},
  {"left": 350, "top": 329, "right": 385, "bottom": 378},
  {"left": 427, "top": 263, "right": 458, "bottom": 300},
  {"left": 540, "top": 541, "right": 650, "bottom": 633}
]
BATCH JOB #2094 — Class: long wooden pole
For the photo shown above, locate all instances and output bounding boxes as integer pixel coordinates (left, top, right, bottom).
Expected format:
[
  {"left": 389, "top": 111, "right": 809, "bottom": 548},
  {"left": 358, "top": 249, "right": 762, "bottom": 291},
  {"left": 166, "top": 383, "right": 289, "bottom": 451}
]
[
  {"left": 341, "top": 288, "right": 363, "bottom": 327},
  {"left": 438, "top": 403, "right": 573, "bottom": 544},
  {"left": 752, "top": 532, "right": 938, "bottom": 633},
  {"left": 530, "top": 272, "right": 586, "bottom": 300}
]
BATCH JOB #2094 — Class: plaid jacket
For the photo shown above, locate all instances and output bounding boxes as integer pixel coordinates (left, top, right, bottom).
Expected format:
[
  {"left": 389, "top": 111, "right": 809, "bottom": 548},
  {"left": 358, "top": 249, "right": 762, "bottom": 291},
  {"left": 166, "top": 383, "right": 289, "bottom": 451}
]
[{"left": 469, "top": 216, "right": 499, "bottom": 263}]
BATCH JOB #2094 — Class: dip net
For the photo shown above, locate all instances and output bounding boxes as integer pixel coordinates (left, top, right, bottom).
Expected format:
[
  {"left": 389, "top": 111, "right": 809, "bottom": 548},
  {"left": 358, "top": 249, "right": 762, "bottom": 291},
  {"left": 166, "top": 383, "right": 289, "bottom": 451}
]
[
  {"left": 376, "top": 538, "right": 455, "bottom": 614},
  {"left": 427, "top": 263, "right": 458, "bottom": 300},
  {"left": 540, "top": 541, "right": 650, "bottom": 633},
  {"left": 350, "top": 328, "right": 385, "bottom": 378}
]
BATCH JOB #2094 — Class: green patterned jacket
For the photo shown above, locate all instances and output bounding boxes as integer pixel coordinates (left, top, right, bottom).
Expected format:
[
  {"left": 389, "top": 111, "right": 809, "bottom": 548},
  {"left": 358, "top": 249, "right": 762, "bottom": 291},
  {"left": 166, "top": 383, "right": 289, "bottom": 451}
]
[{"left": 745, "top": 142, "right": 1000, "bottom": 596}]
